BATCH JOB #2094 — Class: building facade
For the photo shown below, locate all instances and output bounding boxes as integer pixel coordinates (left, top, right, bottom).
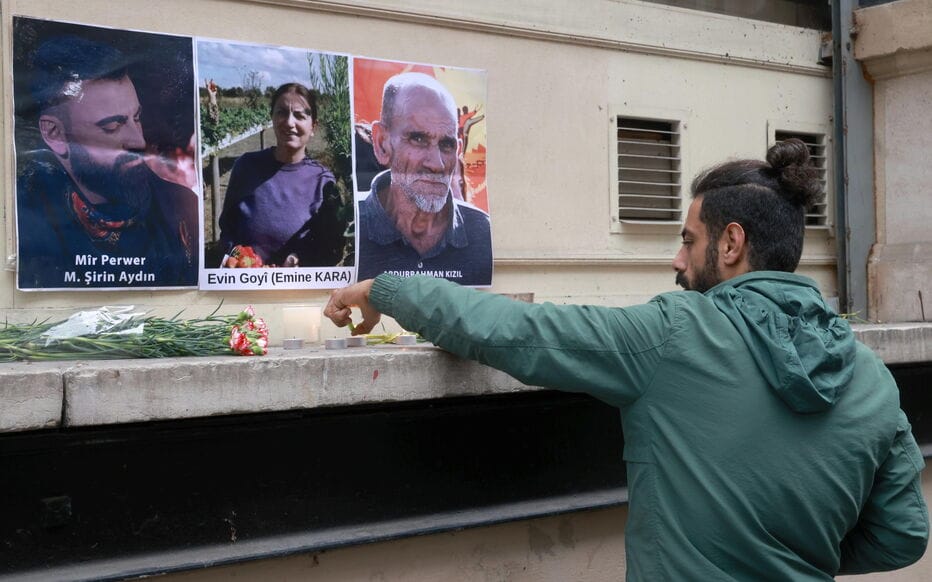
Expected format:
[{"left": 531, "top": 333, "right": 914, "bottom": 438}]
[{"left": 1, "top": 1, "right": 929, "bottom": 580}]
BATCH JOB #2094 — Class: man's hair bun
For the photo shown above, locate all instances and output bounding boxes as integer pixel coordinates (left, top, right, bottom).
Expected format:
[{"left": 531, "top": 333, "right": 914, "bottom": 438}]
[{"left": 766, "top": 138, "right": 823, "bottom": 209}]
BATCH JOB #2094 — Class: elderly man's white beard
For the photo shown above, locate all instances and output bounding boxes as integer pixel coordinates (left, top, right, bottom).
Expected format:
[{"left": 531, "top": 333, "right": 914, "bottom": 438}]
[{"left": 394, "top": 172, "right": 450, "bottom": 214}]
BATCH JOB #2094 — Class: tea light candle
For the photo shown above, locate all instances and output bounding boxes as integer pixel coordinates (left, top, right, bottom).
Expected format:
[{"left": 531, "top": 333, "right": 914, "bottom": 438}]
[
  {"left": 346, "top": 336, "right": 366, "bottom": 347},
  {"left": 282, "top": 338, "right": 304, "bottom": 350},
  {"left": 325, "top": 338, "right": 347, "bottom": 350},
  {"left": 282, "top": 306, "right": 321, "bottom": 343}
]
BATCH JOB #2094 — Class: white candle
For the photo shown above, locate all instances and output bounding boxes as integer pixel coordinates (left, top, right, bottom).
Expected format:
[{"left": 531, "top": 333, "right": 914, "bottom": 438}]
[{"left": 282, "top": 306, "right": 321, "bottom": 342}]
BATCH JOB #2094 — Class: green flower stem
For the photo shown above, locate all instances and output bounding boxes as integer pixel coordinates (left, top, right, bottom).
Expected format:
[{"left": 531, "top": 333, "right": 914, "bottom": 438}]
[{"left": 0, "top": 306, "right": 253, "bottom": 362}]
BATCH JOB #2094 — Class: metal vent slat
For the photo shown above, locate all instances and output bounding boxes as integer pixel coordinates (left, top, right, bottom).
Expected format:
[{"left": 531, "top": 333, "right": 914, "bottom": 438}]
[
  {"left": 621, "top": 195, "right": 682, "bottom": 202},
  {"left": 618, "top": 167, "right": 681, "bottom": 174},
  {"left": 619, "top": 207, "right": 683, "bottom": 213},
  {"left": 621, "top": 220, "right": 682, "bottom": 225},
  {"left": 617, "top": 139, "right": 680, "bottom": 148},
  {"left": 618, "top": 153, "right": 679, "bottom": 161},
  {"left": 617, "top": 126, "right": 678, "bottom": 136},
  {"left": 619, "top": 180, "right": 680, "bottom": 188}
]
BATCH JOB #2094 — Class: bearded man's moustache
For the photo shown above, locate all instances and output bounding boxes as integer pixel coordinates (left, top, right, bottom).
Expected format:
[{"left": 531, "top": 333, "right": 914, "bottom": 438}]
[
  {"left": 114, "top": 153, "right": 145, "bottom": 169},
  {"left": 675, "top": 272, "right": 689, "bottom": 290}
]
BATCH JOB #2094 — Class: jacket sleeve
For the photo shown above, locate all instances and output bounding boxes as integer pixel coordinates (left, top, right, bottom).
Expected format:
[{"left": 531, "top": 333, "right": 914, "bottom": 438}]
[
  {"left": 369, "top": 274, "right": 675, "bottom": 408},
  {"left": 838, "top": 410, "right": 929, "bottom": 574}
]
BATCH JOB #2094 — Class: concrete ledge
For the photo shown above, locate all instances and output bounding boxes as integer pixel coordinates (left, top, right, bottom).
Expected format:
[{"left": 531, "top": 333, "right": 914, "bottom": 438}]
[
  {"left": 1, "top": 324, "right": 930, "bottom": 434},
  {"left": 855, "top": 0, "right": 932, "bottom": 62},
  {"left": 852, "top": 322, "right": 932, "bottom": 365},
  {"left": 855, "top": 0, "right": 932, "bottom": 79},
  {"left": 62, "top": 344, "right": 532, "bottom": 428},
  {"left": 0, "top": 362, "right": 63, "bottom": 432}
]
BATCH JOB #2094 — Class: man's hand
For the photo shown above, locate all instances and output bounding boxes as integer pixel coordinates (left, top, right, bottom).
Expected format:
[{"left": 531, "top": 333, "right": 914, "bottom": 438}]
[{"left": 324, "top": 279, "right": 381, "bottom": 335}]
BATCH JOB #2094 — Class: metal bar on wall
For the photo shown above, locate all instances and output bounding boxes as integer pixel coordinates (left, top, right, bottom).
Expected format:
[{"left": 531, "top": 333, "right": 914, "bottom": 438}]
[{"left": 832, "top": 0, "right": 875, "bottom": 317}]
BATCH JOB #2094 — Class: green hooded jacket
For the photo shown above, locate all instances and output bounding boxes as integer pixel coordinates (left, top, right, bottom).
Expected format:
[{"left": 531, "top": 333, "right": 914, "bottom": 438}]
[{"left": 370, "top": 271, "right": 928, "bottom": 580}]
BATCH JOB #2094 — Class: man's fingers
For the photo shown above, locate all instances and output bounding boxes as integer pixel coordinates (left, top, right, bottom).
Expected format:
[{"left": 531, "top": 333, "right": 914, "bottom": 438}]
[
  {"left": 323, "top": 292, "right": 352, "bottom": 327},
  {"left": 332, "top": 309, "right": 353, "bottom": 328},
  {"left": 355, "top": 303, "right": 382, "bottom": 335},
  {"left": 327, "top": 309, "right": 352, "bottom": 328},
  {"left": 351, "top": 317, "right": 379, "bottom": 336},
  {"left": 324, "top": 280, "right": 380, "bottom": 332}
]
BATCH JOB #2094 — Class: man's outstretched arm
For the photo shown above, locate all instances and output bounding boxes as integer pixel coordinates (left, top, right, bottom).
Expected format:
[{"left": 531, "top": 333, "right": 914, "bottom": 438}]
[{"left": 325, "top": 274, "right": 674, "bottom": 408}]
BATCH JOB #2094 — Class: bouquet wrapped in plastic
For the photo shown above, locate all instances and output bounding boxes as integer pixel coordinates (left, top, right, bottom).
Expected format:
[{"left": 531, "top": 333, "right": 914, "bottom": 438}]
[
  {"left": 222, "top": 245, "right": 263, "bottom": 268},
  {"left": 0, "top": 305, "right": 269, "bottom": 363}
]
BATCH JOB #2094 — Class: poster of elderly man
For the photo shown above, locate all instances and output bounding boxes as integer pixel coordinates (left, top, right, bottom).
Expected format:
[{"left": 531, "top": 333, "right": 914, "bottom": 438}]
[
  {"left": 353, "top": 57, "right": 492, "bottom": 287},
  {"left": 13, "top": 17, "right": 200, "bottom": 290}
]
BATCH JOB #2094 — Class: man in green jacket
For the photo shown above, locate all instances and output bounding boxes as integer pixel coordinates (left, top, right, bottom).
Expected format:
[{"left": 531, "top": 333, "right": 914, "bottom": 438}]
[{"left": 325, "top": 139, "right": 928, "bottom": 579}]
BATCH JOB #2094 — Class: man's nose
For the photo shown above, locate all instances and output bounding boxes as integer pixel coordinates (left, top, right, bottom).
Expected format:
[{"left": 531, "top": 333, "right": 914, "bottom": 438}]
[
  {"left": 672, "top": 246, "right": 686, "bottom": 272},
  {"left": 123, "top": 119, "right": 146, "bottom": 151},
  {"left": 422, "top": 145, "right": 446, "bottom": 172}
]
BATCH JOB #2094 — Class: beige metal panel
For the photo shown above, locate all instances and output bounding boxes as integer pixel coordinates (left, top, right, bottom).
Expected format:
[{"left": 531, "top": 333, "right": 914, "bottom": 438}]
[{"left": 605, "top": 54, "right": 834, "bottom": 253}]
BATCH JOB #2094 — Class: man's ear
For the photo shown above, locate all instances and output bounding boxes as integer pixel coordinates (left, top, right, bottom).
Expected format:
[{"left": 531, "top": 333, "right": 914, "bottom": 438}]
[
  {"left": 38, "top": 114, "right": 70, "bottom": 157},
  {"left": 371, "top": 121, "right": 392, "bottom": 166},
  {"left": 720, "top": 221, "right": 748, "bottom": 266}
]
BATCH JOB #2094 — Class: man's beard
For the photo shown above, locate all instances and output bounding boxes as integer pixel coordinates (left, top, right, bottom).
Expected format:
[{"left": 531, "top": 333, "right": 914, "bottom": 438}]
[
  {"left": 676, "top": 246, "right": 722, "bottom": 293},
  {"left": 69, "top": 143, "right": 152, "bottom": 215},
  {"left": 394, "top": 172, "right": 450, "bottom": 213}
]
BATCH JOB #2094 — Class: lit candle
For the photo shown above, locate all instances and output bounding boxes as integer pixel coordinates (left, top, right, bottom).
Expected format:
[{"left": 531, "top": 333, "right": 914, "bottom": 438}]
[{"left": 282, "top": 306, "right": 321, "bottom": 343}]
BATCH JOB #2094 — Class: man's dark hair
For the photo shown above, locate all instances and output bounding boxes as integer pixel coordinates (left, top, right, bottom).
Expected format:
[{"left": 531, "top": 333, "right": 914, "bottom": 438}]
[
  {"left": 691, "top": 138, "right": 824, "bottom": 272},
  {"left": 30, "top": 35, "right": 128, "bottom": 113},
  {"left": 269, "top": 82, "right": 319, "bottom": 126}
]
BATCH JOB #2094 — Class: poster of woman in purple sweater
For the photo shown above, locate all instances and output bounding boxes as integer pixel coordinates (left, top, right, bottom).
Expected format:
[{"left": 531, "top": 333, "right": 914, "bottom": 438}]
[{"left": 198, "top": 41, "right": 354, "bottom": 290}]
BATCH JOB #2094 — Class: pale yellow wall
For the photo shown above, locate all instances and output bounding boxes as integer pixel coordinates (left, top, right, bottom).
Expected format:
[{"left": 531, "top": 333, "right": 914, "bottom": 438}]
[
  {"left": 0, "top": 0, "right": 836, "bottom": 336},
  {"left": 156, "top": 467, "right": 932, "bottom": 581}
]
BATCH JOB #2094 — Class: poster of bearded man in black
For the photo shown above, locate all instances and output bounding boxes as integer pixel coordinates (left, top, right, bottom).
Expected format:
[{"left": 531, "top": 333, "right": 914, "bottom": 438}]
[{"left": 13, "top": 17, "right": 199, "bottom": 290}]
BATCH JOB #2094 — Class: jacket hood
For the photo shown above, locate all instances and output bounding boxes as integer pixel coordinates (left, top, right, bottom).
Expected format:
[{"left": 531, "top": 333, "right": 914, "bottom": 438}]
[{"left": 707, "top": 271, "right": 856, "bottom": 413}]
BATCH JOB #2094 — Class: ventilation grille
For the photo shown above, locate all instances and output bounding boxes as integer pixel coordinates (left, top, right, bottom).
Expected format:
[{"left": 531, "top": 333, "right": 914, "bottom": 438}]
[
  {"left": 617, "top": 117, "right": 682, "bottom": 224},
  {"left": 774, "top": 130, "right": 828, "bottom": 228}
]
